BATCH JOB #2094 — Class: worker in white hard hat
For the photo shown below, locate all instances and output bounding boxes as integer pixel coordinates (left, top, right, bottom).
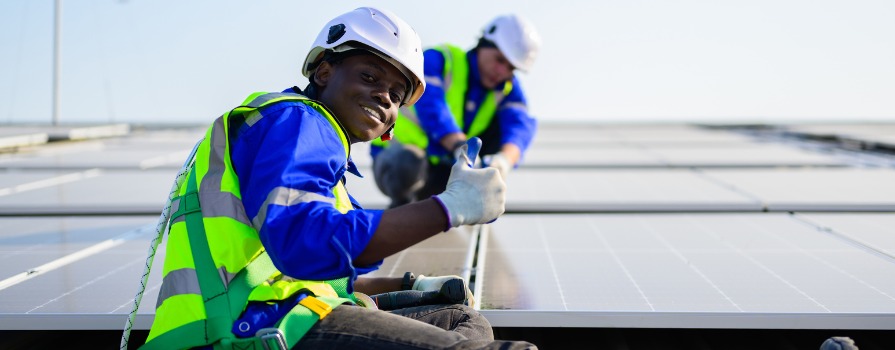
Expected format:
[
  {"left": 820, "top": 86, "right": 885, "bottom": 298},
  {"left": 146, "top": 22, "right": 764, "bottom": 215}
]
[
  {"left": 141, "top": 7, "right": 534, "bottom": 350},
  {"left": 370, "top": 14, "right": 541, "bottom": 208}
]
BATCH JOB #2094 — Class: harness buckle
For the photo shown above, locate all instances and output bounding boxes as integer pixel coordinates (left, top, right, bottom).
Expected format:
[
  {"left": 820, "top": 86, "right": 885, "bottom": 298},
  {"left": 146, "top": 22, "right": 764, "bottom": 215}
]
[
  {"left": 256, "top": 327, "right": 288, "bottom": 350},
  {"left": 299, "top": 295, "right": 333, "bottom": 319}
]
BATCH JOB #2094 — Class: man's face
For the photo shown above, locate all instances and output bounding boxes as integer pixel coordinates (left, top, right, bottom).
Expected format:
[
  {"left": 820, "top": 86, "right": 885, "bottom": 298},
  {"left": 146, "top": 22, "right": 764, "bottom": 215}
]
[
  {"left": 315, "top": 54, "right": 407, "bottom": 143},
  {"left": 476, "top": 47, "right": 515, "bottom": 89}
]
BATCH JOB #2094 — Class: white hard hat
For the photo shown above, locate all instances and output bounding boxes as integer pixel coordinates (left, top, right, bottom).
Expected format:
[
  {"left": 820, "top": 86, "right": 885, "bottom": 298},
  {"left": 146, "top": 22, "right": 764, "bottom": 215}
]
[
  {"left": 302, "top": 7, "right": 426, "bottom": 105},
  {"left": 481, "top": 14, "right": 541, "bottom": 72}
]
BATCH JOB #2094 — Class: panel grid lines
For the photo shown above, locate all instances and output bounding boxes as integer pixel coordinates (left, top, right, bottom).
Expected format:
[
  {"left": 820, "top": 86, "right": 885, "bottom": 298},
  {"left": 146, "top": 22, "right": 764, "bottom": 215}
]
[
  {"left": 641, "top": 219, "right": 743, "bottom": 312},
  {"left": 687, "top": 216, "right": 831, "bottom": 312},
  {"left": 27, "top": 258, "right": 143, "bottom": 314},
  {"left": 534, "top": 217, "right": 568, "bottom": 311},
  {"left": 743, "top": 215, "right": 895, "bottom": 304},
  {"left": 585, "top": 217, "right": 655, "bottom": 311}
]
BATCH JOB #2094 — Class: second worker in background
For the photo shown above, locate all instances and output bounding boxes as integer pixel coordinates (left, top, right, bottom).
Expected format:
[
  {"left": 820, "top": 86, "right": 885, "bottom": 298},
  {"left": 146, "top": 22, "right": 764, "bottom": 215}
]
[{"left": 371, "top": 14, "right": 541, "bottom": 208}]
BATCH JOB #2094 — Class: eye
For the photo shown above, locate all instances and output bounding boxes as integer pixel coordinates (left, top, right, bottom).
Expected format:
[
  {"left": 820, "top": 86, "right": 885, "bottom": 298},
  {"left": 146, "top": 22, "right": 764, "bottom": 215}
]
[
  {"left": 389, "top": 89, "right": 405, "bottom": 104},
  {"left": 361, "top": 72, "right": 375, "bottom": 82}
]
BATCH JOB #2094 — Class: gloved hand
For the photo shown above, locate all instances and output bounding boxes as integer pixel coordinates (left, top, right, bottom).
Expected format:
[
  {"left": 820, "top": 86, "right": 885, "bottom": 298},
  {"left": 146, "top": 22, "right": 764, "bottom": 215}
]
[
  {"left": 486, "top": 152, "right": 513, "bottom": 180},
  {"left": 433, "top": 142, "right": 506, "bottom": 228},
  {"left": 451, "top": 140, "right": 467, "bottom": 161},
  {"left": 450, "top": 140, "right": 478, "bottom": 167},
  {"left": 413, "top": 274, "right": 475, "bottom": 307}
]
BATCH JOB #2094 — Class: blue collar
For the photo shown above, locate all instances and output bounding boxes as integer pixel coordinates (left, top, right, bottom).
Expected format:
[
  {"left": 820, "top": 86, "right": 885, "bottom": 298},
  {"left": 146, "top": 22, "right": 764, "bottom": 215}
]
[{"left": 346, "top": 159, "right": 364, "bottom": 178}]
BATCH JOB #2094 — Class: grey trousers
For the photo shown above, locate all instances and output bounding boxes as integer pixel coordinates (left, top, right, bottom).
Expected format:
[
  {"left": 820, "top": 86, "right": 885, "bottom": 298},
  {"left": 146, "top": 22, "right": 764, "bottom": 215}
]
[{"left": 294, "top": 304, "right": 537, "bottom": 349}]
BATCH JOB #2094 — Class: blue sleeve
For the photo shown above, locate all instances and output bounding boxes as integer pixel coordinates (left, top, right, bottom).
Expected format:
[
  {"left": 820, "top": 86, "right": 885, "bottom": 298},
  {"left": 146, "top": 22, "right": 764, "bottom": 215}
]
[
  {"left": 414, "top": 48, "right": 461, "bottom": 152},
  {"left": 230, "top": 102, "right": 384, "bottom": 283},
  {"left": 497, "top": 76, "right": 537, "bottom": 157}
]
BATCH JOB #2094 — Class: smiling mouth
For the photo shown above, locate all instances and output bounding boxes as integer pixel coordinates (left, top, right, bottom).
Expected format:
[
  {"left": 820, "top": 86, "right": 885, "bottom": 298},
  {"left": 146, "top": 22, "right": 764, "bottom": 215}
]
[{"left": 361, "top": 105, "right": 383, "bottom": 124}]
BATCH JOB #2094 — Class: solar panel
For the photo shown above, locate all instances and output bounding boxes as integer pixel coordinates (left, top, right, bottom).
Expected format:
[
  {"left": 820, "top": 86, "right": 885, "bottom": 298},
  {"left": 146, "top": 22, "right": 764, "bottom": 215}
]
[
  {"left": 520, "top": 143, "right": 848, "bottom": 168},
  {"left": 0, "top": 135, "right": 197, "bottom": 170},
  {"left": 366, "top": 226, "right": 478, "bottom": 279},
  {"left": 784, "top": 123, "right": 895, "bottom": 140},
  {"left": 644, "top": 144, "right": 848, "bottom": 168},
  {"left": 779, "top": 123, "right": 895, "bottom": 157},
  {"left": 0, "top": 216, "right": 161, "bottom": 330},
  {"left": 0, "top": 169, "right": 176, "bottom": 215},
  {"left": 701, "top": 168, "right": 895, "bottom": 211},
  {"left": 478, "top": 213, "right": 895, "bottom": 329},
  {"left": 532, "top": 124, "right": 758, "bottom": 147},
  {"left": 519, "top": 147, "right": 665, "bottom": 168},
  {"left": 0, "top": 218, "right": 477, "bottom": 330},
  {"left": 604, "top": 125, "right": 762, "bottom": 145},
  {"left": 503, "top": 168, "right": 761, "bottom": 212},
  {"left": 529, "top": 128, "right": 625, "bottom": 147},
  {"left": 794, "top": 213, "right": 895, "bottom": 259}
]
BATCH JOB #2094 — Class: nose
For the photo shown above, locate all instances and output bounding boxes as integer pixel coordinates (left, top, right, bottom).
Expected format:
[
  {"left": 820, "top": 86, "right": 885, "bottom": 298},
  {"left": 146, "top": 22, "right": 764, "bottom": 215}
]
[{"left": 371, "top": 86, "right": 392, "bottom": 107}]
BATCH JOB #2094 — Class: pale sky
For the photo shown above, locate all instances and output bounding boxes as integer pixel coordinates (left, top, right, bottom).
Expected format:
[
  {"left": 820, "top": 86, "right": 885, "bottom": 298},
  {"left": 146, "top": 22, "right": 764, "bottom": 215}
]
[{"left": 1, "top": 0, "right": 894, "bottom": 125}]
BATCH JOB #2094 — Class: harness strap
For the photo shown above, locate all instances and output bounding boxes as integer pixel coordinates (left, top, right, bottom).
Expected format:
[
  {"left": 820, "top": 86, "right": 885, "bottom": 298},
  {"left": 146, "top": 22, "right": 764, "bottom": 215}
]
[
  {"left": 182, "top": 167, "right": 236, "bottom": 344},
  {"left": 276, "top": 295, "right": 348, "bottom": 348},
  {"left": 226, "top": 251, "right": 278, "bottom": 320}
]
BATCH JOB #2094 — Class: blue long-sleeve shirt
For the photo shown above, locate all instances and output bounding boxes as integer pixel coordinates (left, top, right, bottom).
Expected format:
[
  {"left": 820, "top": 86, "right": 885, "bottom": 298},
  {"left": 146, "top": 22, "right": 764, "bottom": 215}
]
[
  {"left": 229, "top": 90, "right": 383, "bottom": 289},
  {"left": 385, "top": 46, "right": 537, "bottom": 160}
]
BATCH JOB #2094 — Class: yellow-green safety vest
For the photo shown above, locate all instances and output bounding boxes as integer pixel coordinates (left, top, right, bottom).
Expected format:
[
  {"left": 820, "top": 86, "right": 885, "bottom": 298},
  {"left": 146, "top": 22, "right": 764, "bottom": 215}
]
[
  {"left": 142, "top": 92, "right": 361, "bottom": 350},
  {"left": 372, "top": 44, "right": 513, "bottom": 164}
]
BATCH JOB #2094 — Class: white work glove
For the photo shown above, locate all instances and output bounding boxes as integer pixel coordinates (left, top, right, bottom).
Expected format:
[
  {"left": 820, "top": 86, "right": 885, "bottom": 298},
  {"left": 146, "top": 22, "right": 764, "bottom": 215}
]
[
  {"left": 450, "top": 140, "right": 480, "bottom": 167},
  {"left": 413, "top": 274, "right": 475, "bottom": 307},
  {"left": 433, "top": 143, "right": 506, "bottom": 228},
  {"left": 451, "top": 141, "right": 467, "bottom": 162},
  {"left": 486, "top": 152, "right": 513, "bottom": 180}
]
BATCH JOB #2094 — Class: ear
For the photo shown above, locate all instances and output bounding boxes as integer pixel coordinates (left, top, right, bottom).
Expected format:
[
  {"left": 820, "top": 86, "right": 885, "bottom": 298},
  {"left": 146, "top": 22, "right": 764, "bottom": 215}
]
[{"left": 313, "top": 61, "right": 333, "bottom": 87}]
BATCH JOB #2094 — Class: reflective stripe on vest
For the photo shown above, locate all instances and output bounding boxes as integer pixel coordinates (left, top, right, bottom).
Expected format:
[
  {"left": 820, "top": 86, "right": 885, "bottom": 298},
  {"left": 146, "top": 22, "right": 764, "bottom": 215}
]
[
  {"left": 375, "top": 44, "right": 512, "bottom": 164},
  {"left": 143, "top": 92, "right": 356, "bottom": 349}
]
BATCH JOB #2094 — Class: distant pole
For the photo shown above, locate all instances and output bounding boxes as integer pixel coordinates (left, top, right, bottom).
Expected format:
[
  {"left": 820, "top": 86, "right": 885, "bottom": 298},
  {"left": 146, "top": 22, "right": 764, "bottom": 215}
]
[{"left": 52, "top": 0, "right": 62, "bottom": 126}]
